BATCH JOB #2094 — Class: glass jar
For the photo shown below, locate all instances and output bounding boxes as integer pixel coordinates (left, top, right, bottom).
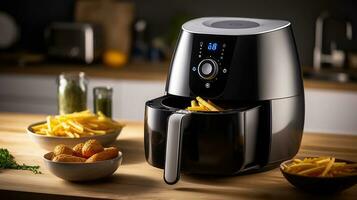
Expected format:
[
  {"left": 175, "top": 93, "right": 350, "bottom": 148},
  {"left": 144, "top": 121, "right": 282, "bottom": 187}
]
[
  {"left": 93, "top": 87, "right": 113, "bottom": 118},
  {"left": 58, "top": 72, "right": 87, "bottom": 115}
]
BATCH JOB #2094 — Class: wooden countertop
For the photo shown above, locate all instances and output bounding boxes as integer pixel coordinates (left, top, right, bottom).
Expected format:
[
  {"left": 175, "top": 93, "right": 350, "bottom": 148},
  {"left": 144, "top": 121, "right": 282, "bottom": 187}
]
[{"left": 0, "top": 113, "right": 356, "bottom": 199}]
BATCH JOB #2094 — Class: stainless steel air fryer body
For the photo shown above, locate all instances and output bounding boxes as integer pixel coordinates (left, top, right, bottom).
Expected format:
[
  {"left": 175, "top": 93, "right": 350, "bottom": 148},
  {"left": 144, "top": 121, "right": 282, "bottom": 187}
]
[{"left": 144, "top": 17, "right": 305, "bottom": 184}]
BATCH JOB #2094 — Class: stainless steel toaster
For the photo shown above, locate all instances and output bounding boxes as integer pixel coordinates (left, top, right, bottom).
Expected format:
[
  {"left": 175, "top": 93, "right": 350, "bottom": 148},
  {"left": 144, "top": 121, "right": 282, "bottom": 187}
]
[{"left": 45, "top": 22, "right": 103, "bottom": 64}]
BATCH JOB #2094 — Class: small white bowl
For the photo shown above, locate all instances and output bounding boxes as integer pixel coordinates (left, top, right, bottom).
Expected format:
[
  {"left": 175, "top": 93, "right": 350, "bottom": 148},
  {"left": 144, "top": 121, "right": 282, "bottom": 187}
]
[
  {"left": 43, "top": 151, "right": 122, "bottom": 181},
  {"left": 27, "top": 121, "right": 122, "bottom": 150}
]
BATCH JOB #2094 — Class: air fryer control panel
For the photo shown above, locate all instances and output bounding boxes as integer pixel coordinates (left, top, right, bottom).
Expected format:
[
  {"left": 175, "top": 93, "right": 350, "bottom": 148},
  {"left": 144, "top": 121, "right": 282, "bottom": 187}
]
[{"left": 189, "top": 35, "right": 237, "bottom": 97}]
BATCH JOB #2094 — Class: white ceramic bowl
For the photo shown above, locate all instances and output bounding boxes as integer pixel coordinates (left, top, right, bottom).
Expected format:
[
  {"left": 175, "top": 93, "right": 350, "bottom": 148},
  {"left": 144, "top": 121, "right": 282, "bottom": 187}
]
[
  {"left": 27, "top": 121, "right": 122, "bottom": 150},
  {"left": 43, "top": 151, "right": 122, "bottom": 181}
]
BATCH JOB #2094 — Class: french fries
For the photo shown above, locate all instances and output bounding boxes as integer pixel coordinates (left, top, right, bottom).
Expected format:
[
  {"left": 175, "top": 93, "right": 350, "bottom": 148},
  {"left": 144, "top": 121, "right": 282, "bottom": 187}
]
[
  {"left": 31, "top": 110, "right": 124, "bottom": 138},
  {"left": 186, "top": 96, "right": 223, "bottom": 112},
  {"left": 282, "top": 157, "right": 357, "bottom": 177}
]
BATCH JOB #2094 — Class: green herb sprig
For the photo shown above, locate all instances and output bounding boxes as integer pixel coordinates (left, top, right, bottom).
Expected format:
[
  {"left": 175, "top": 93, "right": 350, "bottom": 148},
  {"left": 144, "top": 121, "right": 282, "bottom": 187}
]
[{"left": 0, "top": 148, "right": 41, "bottom": 174}]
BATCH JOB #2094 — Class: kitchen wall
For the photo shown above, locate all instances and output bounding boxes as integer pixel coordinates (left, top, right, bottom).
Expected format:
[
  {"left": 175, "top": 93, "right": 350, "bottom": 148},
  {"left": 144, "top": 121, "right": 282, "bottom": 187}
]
[
  {"left": 304, "top": 88, "right": 357, "bottom": 134},
  {"left": 1, "top": 0, "right": 356, "bottom": 65},
  {"left": 131, "top": 0, "right": 357, "bottom": 67}
]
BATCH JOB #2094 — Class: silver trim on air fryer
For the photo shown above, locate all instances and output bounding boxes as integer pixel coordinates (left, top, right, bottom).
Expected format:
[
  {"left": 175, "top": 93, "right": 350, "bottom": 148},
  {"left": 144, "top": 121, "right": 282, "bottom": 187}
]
[
  {"left": 164, "top": 113, "right": 186, "bottom": 184},
  {"left": 197, "top": 59, "right": 219, "bottom": 80},
  {"left": 182, "top": 17, "right": 290, "bottom": 36}
]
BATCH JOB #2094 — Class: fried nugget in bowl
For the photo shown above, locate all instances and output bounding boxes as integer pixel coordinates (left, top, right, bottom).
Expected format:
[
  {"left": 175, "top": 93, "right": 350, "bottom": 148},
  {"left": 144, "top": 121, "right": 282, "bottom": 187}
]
[{"left": 43, "top": 151, "right": 122, "bottom": 181}]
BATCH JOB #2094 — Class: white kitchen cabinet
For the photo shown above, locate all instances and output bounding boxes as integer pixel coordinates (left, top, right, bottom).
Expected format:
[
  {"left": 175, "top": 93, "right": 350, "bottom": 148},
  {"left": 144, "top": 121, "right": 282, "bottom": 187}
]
[
  {"left": 0, "top": 74, "right": 165, "bottom": 120},
  {"left": 87, "top": 78, "right": 165, "bottom": 120},
  {"left": 304, "top": 88, "right": 357, "bottom": 135},
  {"left": 0, "top": 74, "right": 57, "bottom": 114}
]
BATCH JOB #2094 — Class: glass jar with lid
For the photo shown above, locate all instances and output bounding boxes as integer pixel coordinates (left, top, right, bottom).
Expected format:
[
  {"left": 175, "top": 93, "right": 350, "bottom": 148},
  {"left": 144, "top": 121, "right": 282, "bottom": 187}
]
[
  {"left": 57, "top": 72, "right": 88, "bottom": 115},
  {"left": 93, "top": 86, "right": 113, "bottom": 118}
]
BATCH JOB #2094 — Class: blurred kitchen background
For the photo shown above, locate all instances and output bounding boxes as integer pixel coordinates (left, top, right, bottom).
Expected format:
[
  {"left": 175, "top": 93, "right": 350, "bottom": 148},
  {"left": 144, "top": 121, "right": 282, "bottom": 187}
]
[{"left": 0, "top": 0, "right": 356, "bottom": 134}]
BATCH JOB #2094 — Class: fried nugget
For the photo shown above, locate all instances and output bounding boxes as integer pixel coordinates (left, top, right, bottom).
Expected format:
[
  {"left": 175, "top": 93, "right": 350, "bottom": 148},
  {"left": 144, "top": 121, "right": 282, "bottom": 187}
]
[
  {"left": 85, "top": 147, "right": 119, "bottom": 163},
  {"left": 53, "top": 144, "right": 74, "bottom": 156},
  {"left": 82, "top": 139, "right": 104, "bottom": 158},
  {"left": 52, "top": 154, "right": 86, "bottom": 162},
  {"left": 72, "top": 143, "right": 84, "bottom": 157}
]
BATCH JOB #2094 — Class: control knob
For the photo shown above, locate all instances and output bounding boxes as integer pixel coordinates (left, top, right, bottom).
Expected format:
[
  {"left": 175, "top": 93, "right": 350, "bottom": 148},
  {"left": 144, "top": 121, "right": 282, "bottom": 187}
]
[{"left": 197, "top": 59, "right": 219, "bottom": 80}]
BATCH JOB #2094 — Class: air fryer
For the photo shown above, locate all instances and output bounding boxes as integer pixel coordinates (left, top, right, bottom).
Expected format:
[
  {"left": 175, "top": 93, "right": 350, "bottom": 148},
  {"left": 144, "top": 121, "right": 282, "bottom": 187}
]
[{"left": 144, "top": 17, "right": 305, "bottom": 184}]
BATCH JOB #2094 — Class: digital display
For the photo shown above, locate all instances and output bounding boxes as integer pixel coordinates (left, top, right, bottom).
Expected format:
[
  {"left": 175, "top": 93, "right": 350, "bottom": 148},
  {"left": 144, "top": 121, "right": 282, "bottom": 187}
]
[{"left": 207, "top": 42, "right": 218, "bottom": 51}]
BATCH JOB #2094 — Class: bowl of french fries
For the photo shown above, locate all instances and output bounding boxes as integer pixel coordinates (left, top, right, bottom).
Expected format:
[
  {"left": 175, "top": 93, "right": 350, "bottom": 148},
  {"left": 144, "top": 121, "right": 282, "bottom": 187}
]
[
  {"left": 43, "top": 139, "right": 122, "bottom": 181},
  {"left": 280, "top": 157, "right": 357, "bottom": 193},
  {"left": 27, "top": 110, "right": 124, "bottom": 150}
]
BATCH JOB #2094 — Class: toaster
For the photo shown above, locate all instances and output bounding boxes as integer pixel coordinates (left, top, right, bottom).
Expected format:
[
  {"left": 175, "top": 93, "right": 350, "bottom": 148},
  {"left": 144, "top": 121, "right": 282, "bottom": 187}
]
[
  {"left": 144, "top": 17, "right": 305, "bottom": 184},
  {"left": 45, "top": 22, "right": 103, "bottom": 64}
]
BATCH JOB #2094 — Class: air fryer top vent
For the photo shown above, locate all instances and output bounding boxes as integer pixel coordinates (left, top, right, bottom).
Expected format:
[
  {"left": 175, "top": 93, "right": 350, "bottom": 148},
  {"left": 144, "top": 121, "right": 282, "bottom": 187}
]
[{"left": 182, "top": 17, "right": 290, "bottom": 36}]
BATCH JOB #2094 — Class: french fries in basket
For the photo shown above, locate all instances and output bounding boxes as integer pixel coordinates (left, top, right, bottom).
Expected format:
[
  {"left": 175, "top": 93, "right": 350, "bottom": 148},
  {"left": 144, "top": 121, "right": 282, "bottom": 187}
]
[
  {"left": 185, "top": 96, "right": 223, "bottom": 112},
  {"left": 31, "top": 110, "right": 124, "bottom": 138},
  {"left": 282, "top": 157, "right": 357, "bottom": 177}
]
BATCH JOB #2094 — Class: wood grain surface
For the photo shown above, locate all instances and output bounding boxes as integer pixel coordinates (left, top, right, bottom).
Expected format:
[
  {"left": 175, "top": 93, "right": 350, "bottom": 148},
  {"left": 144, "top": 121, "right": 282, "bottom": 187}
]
[{"left": 0, "top": 113, "right": 356, "bottom": 200}]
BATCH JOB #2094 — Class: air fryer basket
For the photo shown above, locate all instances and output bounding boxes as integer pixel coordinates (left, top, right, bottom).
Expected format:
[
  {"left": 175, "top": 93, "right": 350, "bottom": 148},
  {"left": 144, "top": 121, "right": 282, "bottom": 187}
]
[{"left": 144, "top": 95, "right": 271, "bottom": 177}]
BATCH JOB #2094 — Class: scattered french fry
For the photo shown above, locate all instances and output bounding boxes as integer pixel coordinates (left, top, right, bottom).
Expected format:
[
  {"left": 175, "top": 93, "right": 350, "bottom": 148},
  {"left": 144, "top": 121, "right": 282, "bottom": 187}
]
[
  {"left": 196, "top": 97, "right": 219, "bottom": 111},
  {"left": 282, "top": 156, "right": 357, "bottom": 177},
  {"left": 208, "top": 100, "right": 224, "bottom": 111},
  {"left": 191, "top": 100, "right": 198, "bottom": 107},
  {"left": 186, "top": 96, "right": 223, "bottom": 112},
  {"left": 31, "top": 110, "right": 124, "bottom": 138},
  {"left": 31, "top": 123, "right": 47, "bottom": 130},
  {"left": 298, "top": 166, "right": 326, "bottom": 175},
  {"left": 186, "top": 106, "right": 207, "bottom": 111},
  {"left": 321, "top": 157, "right": 335, "bottom": 176}
]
